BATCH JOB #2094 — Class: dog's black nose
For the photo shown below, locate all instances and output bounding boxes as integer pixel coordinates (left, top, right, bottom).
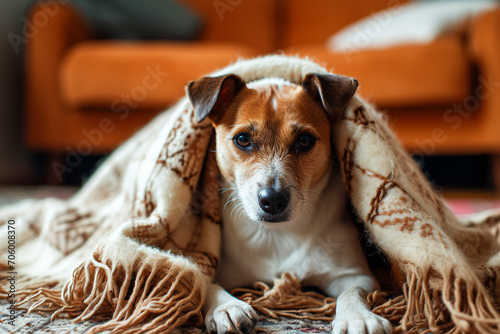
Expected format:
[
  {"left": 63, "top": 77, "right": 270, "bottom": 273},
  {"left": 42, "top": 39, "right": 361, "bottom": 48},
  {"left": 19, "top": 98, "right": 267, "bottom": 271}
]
[{"left": 258, "top": 188, "right": 289, "bottom": 215}]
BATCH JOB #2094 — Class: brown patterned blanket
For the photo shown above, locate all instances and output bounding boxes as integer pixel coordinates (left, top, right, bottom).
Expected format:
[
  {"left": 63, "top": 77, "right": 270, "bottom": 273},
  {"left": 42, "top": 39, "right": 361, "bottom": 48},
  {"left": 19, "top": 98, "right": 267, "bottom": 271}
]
[{"left": 2, "top": 55, "right": 500, "bottom": 333}]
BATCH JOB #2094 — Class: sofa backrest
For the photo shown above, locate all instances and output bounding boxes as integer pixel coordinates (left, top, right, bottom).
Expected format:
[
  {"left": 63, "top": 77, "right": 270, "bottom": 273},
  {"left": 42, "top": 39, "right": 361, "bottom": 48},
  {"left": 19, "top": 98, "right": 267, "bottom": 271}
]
[
  {"left": 280, "top": 0, "right": 410, "bottom": 48},
  {"left": 182, "top": 0, "right": 411, "bottom": 52},
  {"left": 183, "top": 0, "right": 279, "bottom": 54}
]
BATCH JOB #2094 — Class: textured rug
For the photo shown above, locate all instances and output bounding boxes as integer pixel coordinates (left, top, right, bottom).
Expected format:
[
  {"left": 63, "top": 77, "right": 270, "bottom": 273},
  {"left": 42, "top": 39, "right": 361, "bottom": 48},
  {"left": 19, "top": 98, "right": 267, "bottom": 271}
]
[
  {"left": 0, "top": 186, "right": 499, "bottom": 333},
  {"left": 0, "top": 303, "right": 334, "bottom": 334}
]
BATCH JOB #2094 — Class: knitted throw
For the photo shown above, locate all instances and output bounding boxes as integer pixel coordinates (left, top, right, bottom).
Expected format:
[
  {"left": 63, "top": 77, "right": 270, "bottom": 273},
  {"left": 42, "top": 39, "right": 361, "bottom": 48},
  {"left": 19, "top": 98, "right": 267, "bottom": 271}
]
[{"left": 2, "top": 55, "right": 500, "bottom": 333}]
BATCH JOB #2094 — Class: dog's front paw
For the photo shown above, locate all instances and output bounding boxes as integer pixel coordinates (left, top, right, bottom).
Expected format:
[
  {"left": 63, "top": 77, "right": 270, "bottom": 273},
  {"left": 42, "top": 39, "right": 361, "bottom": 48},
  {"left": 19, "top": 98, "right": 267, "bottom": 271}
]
[
  {"left": 205, "top": 299, "right": 258, "bottom": 334},
  {"left": 332, "top": 310, "right": 392, "bottom": 334}
]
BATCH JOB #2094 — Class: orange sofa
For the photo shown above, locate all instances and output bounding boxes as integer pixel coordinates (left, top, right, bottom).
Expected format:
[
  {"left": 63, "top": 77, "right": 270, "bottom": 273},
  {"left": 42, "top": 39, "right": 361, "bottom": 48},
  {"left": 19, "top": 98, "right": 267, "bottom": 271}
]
[{"left": 25, "top": 0, "right": 500, "bottom": 158}]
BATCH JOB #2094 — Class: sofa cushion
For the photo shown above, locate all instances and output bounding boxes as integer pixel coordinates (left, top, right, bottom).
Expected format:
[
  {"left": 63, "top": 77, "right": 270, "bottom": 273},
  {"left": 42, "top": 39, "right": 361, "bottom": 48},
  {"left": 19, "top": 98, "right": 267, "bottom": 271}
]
[
  {"left": 327, "top": 1, "right": 498, "bottom": 53},
  {"left": 285, "top": 36, "right": 471, "bottom": 107},
  {"left": 60, "top": 41, "right": 256, "bottom": 110}
]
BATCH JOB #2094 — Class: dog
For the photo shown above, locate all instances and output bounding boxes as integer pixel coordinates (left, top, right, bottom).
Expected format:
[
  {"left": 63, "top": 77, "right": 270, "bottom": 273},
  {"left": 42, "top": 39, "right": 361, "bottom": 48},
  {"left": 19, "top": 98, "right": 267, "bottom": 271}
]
[{"left": 186, "top": 72, "right": 393, "bottom": 334}]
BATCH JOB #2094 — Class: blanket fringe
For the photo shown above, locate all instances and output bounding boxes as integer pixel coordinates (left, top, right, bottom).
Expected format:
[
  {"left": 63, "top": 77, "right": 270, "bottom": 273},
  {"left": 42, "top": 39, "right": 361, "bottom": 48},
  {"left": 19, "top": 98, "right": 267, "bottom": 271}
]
[
  {"left": 397, "top": 267, "right": 500, "bottom": 333},
  {"left": 2, "top": 243, "right": 207, "bottom": 334},
  {"left": 232, "top": 269, "right": 500, "bottom": 334},
  {"left": 232, "top": 272, "right": 337, "bottom": 321}
]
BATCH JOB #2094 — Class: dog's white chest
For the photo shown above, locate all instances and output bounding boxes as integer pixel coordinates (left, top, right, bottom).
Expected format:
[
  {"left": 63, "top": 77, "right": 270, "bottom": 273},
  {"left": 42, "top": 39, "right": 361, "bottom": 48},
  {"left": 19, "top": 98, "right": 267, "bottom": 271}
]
[{"left": 216, "top": 217, "right": 315, "bottom": 289}]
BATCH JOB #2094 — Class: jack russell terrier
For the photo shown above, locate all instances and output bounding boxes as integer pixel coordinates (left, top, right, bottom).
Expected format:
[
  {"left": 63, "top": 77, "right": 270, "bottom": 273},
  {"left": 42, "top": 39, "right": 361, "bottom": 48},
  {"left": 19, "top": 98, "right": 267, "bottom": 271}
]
[{"left": 187, "top": 72, "right": 392, "bottom": 334}]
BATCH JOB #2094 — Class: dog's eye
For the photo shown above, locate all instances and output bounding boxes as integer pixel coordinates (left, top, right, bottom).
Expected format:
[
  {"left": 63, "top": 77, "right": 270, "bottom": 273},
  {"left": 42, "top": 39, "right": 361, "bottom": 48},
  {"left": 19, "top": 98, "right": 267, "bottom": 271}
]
[
  {"left": 297, "top": 134, "right": 315, "bottom": 152},
  {"left": 233, "top": 133, "right": 252, "bottom": 150}
]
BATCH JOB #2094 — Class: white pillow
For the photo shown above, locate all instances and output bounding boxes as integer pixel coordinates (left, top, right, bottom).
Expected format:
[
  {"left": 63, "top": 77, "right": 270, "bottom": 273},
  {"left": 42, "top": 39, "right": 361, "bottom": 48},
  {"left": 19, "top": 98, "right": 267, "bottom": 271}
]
[{"left": 327, "top": 0, "right": 498, "bottom": 53}]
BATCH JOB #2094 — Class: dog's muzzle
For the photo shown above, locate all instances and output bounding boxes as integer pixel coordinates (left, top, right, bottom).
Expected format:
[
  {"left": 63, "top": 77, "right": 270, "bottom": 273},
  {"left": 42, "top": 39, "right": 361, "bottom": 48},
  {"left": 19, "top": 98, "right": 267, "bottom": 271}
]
[{"left": 258, "top": 188, "right": 290, "bottom": 222}]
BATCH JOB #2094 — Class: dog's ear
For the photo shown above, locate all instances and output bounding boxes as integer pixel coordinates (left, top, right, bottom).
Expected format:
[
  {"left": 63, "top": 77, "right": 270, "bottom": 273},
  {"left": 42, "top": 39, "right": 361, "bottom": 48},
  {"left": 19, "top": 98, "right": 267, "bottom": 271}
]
[
  {"left": 301, "top": 73, "right": 358, "bottom": 119},
  {"left": 186, "top": 74, "right": 246, "bottom": 123}
]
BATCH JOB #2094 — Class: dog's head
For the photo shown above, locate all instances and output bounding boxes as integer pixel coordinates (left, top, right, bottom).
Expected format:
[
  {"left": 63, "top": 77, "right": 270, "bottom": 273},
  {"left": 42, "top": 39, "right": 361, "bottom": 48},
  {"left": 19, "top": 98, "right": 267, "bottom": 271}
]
[{"left": 186, "top": 73, "right": 357, "bottom": 224}]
